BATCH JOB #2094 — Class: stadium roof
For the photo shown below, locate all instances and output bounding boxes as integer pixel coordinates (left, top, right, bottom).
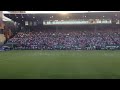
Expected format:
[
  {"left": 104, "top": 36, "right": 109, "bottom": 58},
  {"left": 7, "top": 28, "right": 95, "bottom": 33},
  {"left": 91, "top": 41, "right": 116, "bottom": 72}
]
[{"left": 3, "top": 11, "right": 120, "bottom": 14}]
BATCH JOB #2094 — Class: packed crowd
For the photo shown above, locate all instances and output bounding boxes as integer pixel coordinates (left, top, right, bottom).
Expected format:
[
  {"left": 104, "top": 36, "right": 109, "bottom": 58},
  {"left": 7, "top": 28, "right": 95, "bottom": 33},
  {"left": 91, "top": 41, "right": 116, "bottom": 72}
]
[{"left": 7, "top": 29, "right": 120, "bottom": 50}]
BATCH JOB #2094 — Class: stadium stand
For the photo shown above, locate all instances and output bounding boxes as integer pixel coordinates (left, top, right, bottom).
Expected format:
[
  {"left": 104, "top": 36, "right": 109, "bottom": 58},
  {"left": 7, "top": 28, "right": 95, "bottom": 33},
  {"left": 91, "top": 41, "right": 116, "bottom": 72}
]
[
  {"left": 3, "top": 12, "right": 120, "bottom": 50},
  {"left": 6, "top": 28, "right": 120, "bottom": 50}
]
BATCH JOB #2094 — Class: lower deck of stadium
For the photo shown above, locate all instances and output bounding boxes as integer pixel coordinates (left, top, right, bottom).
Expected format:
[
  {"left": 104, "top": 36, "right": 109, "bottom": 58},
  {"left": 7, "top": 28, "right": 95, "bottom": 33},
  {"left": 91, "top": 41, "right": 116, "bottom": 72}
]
[{"left": 4, "top": 26, "right": 120, "bottom": 50}]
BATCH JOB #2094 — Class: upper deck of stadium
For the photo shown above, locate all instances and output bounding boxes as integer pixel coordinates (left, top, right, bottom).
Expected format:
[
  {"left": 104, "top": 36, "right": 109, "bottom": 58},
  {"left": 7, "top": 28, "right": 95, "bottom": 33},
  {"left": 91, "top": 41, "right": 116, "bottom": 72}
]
[{"left": 3, "top": 11, "right": 120, "bottom": 23}]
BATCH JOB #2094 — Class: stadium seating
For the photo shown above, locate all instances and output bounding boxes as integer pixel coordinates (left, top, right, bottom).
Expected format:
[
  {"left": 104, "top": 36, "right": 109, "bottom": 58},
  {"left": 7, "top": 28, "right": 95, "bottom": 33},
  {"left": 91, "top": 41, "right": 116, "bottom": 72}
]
[{"left": 6, "top": 29, "right": 120, "bottom": 50}]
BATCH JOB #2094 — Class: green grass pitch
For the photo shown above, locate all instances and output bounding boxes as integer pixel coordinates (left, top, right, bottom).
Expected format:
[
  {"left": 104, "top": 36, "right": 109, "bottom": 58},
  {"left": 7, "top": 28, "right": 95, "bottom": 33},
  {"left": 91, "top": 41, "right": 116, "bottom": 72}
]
[{"left": 0, "top": 50, "right": 120, "bottom": 79}]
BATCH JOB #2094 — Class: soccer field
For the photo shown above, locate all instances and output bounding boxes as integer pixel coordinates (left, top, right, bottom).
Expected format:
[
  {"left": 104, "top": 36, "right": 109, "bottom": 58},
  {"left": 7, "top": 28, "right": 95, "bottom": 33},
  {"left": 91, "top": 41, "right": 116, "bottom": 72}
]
[{"left": 0, "top": 50, "right": 120, "bottom": 79}]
